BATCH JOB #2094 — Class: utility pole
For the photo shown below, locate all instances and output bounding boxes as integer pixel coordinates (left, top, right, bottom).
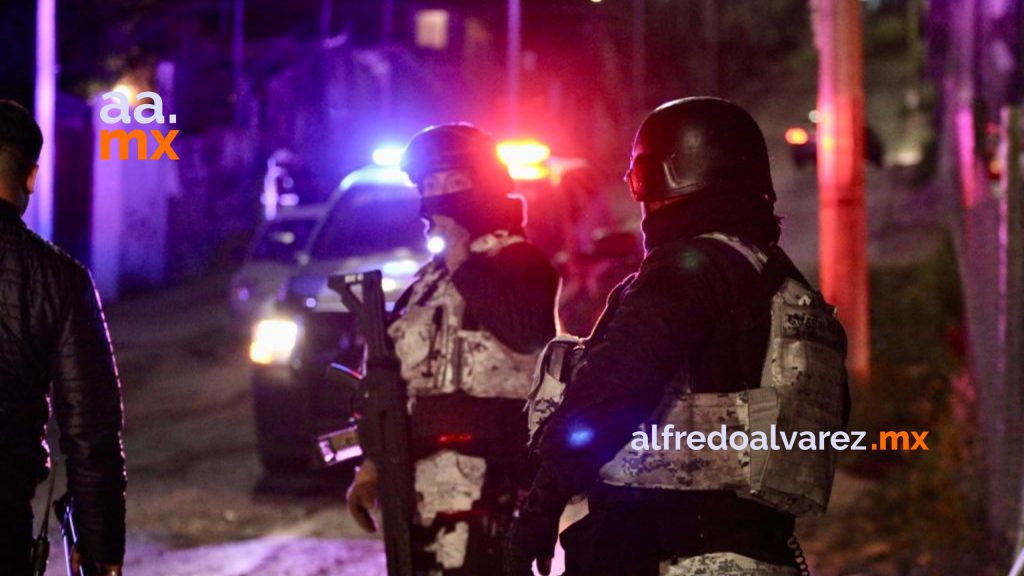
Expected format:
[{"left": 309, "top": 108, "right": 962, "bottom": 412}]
[
  {"left": 940, "top": 0, "right": 1024, "bottom": 561},
  {"left": 31, "top": 0, "right": 56, "bottom": 240},
  {"left": 232, "top": 0, "right": 245, "bottom": 127},
  {"left": 1000, "top": 104, "right": 1024, "bottom": 562},
  {"left": 507, "top": 0, "right": 521, "bottom": 133},
  {"left": 812, "top": 0, "right": 870, "bottom": 383}
]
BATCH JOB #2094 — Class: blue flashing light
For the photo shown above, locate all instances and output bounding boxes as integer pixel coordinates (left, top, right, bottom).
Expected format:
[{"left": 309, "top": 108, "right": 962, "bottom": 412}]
[
  {"left": 372, "top": 145, "right": 405, "bottom": 167},
  {"left": 568, "top": 425, "right": 595, "bottom": 448},
  {"left": 382, "top": 259, "right": 421, "bottom": 276},
  {"left": 427, "top": 236, "right": 446, "bottom": 255},
  {"left": 337, "top": 165, "right": 413, "bottom": 193}
]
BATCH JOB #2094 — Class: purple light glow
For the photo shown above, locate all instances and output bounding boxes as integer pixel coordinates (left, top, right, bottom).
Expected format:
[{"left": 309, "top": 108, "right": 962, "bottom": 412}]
[{"left": 31, "top": 0, "right": 56, "bottom": 240}]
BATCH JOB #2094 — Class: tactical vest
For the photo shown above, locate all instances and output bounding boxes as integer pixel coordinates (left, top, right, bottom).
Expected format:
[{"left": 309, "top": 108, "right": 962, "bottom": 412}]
[
  {"left": 389, "top": 231, "right": 538, "bottom": 404},
  {"left": 527, "top": 234, "right": 848, "bottom": 517}
]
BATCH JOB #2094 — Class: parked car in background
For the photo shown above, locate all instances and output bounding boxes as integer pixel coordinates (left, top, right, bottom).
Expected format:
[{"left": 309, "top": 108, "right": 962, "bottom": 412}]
[{"left": 784, "top": 111, "right": 885, "bottom": 169}]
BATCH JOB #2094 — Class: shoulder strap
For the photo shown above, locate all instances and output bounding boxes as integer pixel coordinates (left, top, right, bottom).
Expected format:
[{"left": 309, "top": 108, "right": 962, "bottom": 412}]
[
  {"left": 738, "top": 246, "right": 793, "bottom": 327},
  {"left": 697, "top": 234, "right": 809, "bottom": 328},
  {"left": 387, "top": 283, "right": 417, "bottom": 325},
  {"left": 698, "top": 235, "right": 804, "bottom": 390},
  {"left": 697, "top": 232, "right": 767, "bottom": 272}
]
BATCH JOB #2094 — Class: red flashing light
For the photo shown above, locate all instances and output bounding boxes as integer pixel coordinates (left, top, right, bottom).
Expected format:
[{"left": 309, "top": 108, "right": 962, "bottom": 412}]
[
  {"left": 497, "top": 139, "right": 551, "bottom": 181},
  {"left": 507, "top": 164, "right": 549, "bottom": 181},
  {"left": 497, "top": 140, "right": 551, "bottom": 165}
]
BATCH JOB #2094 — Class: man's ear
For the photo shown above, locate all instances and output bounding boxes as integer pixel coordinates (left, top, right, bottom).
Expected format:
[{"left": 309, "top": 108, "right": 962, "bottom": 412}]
[
  {"left": 24, "top": 163, "right": 38, "bottom": 194},
  {"left": 25, "top": 163, "right": 39, "bottom": 194},
  {"left": 26, "top": 164, "right": 39, "bottom": 196}
]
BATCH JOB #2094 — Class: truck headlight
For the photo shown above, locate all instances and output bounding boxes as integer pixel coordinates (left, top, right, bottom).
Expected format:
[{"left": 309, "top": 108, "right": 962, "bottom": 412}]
[{"left": 249, "top": 319, "right": 300, "bottom": 365}]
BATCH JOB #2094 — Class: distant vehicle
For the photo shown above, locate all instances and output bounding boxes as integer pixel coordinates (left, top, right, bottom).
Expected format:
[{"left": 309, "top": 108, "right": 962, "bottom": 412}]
[
  {"left": 229, "top": 204, "right": 325, "bottom": 329},
  {"left": 784, "top": 117, "right": 885, "bottom": 169},
  {"left": 247, "top": 142, "right": 608, "bottom": 474}
]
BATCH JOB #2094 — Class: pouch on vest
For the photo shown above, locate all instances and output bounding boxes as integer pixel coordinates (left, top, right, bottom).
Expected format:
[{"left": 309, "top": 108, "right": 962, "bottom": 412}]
[
  {"left": 526, "top": 234, "right": 849, "bottom": 517},
  {"left": 598, "top": 235, "right": 848, "bottom": 517},
  {"left": 526, "top": 335, "right": 585, "bottom": 450},
  {"left": 389, "top": 232, "right": 539, "bottom": 404}
]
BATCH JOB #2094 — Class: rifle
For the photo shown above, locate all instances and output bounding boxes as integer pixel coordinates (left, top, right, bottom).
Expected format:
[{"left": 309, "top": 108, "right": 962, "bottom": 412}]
[
  {"left": 53, "top": 493, "right": 96, "bottom": 575},
  {"left": 322, "top": 270, "right": 415, "bottom": 576}
]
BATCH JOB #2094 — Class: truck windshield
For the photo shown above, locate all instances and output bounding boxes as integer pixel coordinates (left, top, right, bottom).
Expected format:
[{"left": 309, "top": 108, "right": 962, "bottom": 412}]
[{"left": 311, "top": 185, "right": 426, "bottom": 259}]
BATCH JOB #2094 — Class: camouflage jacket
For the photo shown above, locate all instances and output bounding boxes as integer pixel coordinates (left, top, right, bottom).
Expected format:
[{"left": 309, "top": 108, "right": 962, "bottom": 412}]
[{"left": 389, "top": 231, "right": 559, "bottom": 406}]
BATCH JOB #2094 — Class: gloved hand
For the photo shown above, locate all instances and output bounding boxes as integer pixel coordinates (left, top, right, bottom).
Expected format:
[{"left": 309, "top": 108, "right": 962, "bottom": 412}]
[
  {"left": 346, "top": 460, "right": 379, "bottom": 533},
  {"left": 504, "top": 507, "right": 561, "bottom": 576}
]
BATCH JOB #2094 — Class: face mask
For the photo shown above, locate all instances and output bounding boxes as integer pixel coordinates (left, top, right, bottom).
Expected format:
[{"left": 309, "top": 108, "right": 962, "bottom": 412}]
[
  {"left": 420, "top": 193, "right": 473, "bottom": 222},
  {"left": 420, "top": 193, "right": 525, "bottom": 239}
]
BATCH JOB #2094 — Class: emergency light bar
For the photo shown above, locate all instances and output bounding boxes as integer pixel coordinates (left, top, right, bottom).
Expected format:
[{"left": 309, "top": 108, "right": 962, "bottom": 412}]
[
  {"left": 372, "top": 145, "right": 405, "bottom": 166},
  {"left": 497, "top": 140, "right": 550, "bottom": 165},
  {"left": 497, "top": 139, "right": 551, "bottom": 181},
  {"left": 507, "top": 164, "right": 549, "bottom": 181}
]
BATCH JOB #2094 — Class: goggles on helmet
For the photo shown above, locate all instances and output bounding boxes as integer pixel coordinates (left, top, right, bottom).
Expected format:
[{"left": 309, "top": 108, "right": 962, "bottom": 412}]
[{"left": 624, "top": 152, "right": 684, "bottom": 202}]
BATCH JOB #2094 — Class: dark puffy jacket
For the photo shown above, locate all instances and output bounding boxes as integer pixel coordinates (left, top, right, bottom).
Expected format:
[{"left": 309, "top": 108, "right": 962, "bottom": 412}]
[{"left": 0, "top": 200, "right": 126, "bottom": 564}]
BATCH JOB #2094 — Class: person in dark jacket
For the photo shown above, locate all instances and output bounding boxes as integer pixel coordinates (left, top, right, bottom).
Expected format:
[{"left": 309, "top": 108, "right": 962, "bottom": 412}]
[
  {"left": 506, "top": 98, "right": 822, "bottom": 576},
  {"left": 345, "top": 123, "right": 560, "bottom": 574},
  {"left": 0, "top": 100, "right": 126, "bottom": 575}
]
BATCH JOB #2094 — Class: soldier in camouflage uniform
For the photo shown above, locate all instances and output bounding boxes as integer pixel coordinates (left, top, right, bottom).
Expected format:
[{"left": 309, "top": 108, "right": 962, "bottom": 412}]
[
  {"left": 346, "top": 123, "right": 560, "bottom": 575},
  {"left": 507, "top": 98, "right": 847, "bottom": 576}
]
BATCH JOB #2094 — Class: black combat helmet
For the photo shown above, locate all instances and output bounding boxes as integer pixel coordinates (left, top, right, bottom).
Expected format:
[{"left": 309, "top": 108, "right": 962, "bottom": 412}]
[
  {"left": 400, "top": 123, "right": 513, "bottom": 194},
  {"left": 625, "top": 97, "right": 775, "bottom": 203},
  {"left": 401, "top": 123, "right": 524, "bottom": 235}
]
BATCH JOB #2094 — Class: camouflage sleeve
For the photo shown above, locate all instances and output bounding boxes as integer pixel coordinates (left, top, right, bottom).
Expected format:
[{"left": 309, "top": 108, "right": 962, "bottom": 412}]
[
  {"left": 529, "top": 245, "right": 724, "bottom": 509},
  {"left": 450, "top": 242, "right": 559, "bottom": 354}
]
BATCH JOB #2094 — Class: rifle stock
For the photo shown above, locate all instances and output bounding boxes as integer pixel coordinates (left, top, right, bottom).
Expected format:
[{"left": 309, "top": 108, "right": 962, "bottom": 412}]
[{"left": 327, "top": 270, "right": 415, "bottom": 576}]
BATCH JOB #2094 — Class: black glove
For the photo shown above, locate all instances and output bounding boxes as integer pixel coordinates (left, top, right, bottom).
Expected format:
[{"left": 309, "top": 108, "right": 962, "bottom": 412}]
[{"left": 504, "top": 508, "right": 561, "bottom": 576}]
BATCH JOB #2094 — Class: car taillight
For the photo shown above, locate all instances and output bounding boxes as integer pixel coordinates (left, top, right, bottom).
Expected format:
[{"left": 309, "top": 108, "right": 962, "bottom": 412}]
[{"left": 785, "top": 127, "right": 810, "bottom": 146}]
